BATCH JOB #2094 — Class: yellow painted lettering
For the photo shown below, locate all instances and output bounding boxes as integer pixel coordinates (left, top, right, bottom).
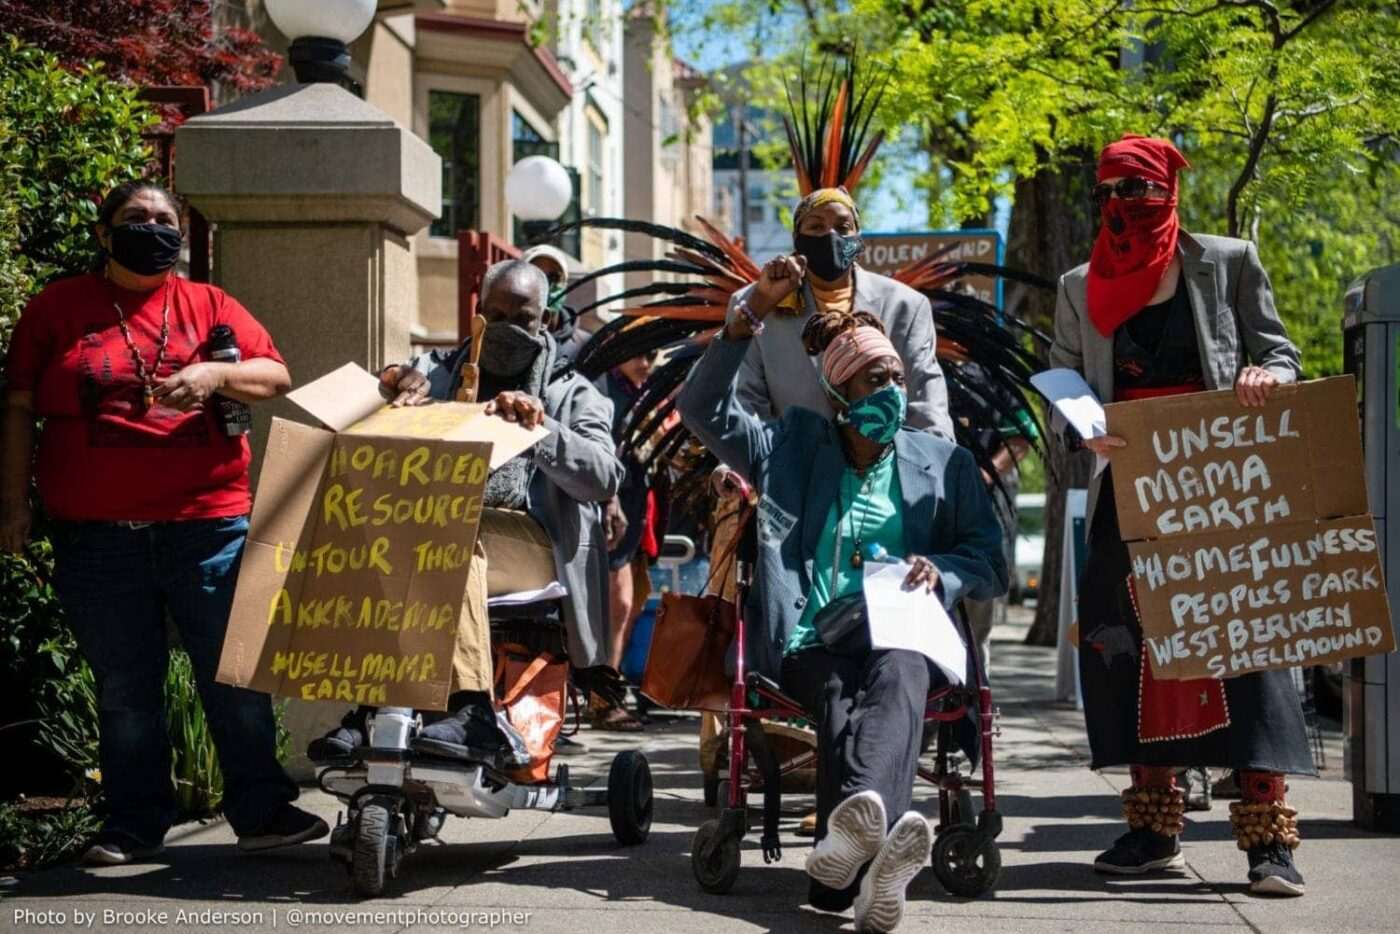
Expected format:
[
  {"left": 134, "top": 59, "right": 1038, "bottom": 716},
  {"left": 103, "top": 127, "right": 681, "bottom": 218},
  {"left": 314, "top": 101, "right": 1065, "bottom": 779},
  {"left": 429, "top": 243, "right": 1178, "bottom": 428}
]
[{"left": 400, "top": 446, "right": 431, "bottom": 487}]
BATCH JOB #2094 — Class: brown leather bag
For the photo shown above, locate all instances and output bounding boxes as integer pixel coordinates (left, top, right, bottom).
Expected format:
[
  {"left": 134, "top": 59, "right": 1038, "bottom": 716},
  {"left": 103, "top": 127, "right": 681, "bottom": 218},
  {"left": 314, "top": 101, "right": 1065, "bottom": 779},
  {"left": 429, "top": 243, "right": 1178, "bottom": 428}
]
[
  {"left": 640, "top": 506, "right": 749, "bottom": 711},
  {"left": 493, "top": 642, "right": 568, "bottom": 784}
]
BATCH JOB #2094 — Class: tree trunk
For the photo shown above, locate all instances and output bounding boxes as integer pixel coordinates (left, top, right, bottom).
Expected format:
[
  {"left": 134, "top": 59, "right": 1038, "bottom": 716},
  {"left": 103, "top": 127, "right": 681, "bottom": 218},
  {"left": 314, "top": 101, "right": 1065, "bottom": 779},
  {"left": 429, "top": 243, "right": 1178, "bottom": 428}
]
[{"left": 1005, "top": 150, "right": 1099, "bottom": 646}]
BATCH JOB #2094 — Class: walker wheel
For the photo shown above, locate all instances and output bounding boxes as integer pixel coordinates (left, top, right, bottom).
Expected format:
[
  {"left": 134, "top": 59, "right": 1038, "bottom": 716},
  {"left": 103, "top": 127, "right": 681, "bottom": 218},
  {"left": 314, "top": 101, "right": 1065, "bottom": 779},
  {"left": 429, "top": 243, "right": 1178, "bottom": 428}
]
[
  {"left": 932, "top": 826, "right": 1001, "bottom": 898},
  {"left": 691, "top": 819, "right": 741, "bottom": 894},
  {"left": 607, "top": 750, "right": 653, "bottom": 845}
]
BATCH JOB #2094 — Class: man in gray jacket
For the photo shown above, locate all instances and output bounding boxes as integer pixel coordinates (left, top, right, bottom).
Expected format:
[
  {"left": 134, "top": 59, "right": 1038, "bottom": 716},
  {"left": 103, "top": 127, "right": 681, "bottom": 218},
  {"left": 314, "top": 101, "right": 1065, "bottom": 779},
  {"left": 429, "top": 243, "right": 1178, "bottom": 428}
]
[{"left": 308, "top": 260, "right": 624, "bottom": 760}]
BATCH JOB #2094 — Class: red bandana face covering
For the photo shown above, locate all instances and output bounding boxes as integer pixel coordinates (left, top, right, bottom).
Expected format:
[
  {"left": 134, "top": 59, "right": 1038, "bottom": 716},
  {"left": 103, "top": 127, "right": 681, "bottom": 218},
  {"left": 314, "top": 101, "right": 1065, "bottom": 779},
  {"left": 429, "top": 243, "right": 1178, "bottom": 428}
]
[{"left": 1086, "top": 134, "right": 1190, "bottom": 337}]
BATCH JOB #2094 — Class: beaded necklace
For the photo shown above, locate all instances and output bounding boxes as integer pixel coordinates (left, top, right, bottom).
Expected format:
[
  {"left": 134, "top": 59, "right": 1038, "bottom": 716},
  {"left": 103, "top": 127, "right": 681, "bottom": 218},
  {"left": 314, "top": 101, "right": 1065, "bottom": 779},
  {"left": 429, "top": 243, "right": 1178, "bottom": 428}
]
[{"left": 109, "top": 276, "right": 172, "bottom": 411}]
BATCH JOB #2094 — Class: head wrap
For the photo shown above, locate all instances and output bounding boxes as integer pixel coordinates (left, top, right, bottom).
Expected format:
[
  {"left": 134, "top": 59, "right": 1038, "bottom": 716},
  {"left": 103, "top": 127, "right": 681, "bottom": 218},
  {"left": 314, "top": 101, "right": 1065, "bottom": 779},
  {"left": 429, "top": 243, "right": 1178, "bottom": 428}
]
[
  {"left": 821, "top": 325, "right": 898, "bottom": 392},
  {"left": 1085, "top": 134, "right": 1190, "bottom": 337},
  {"left": 792, "top": 187, "right": 860, "bottom": 233}
]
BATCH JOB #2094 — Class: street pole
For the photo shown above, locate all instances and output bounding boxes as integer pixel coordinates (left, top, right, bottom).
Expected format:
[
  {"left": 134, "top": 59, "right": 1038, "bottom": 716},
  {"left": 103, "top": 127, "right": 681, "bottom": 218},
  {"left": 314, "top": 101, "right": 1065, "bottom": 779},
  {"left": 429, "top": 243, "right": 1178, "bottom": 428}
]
[{"left": 736, "top": 105, "right": 750, "bottom": 247}]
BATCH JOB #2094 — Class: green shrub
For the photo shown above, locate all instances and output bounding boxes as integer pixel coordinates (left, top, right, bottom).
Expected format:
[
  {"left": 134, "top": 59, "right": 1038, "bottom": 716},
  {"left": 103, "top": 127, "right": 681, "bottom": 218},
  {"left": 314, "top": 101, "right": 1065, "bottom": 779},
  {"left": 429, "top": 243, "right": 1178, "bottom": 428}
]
[
  {"left": 0, "top": 35, "right": 153, "bottom": 798},
  {"left": 0, "top": 796, "right": 101, "bottom": 871},
  {"left": 0, "top": 35, "right": 153, "bottom": 345},
  {"left": 166, "top": 649, "right": 223, "bottom": 817}
]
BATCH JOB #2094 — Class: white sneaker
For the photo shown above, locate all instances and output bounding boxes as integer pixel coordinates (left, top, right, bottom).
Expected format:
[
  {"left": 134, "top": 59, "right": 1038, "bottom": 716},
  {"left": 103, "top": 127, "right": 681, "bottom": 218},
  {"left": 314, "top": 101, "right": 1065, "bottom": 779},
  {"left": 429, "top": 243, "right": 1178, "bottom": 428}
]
[
  {"left": 854, "top": 811, "right": 932, "bottom": 933},
  {"left": 805, "top": 790, "right": 887, "bottom": 891}
]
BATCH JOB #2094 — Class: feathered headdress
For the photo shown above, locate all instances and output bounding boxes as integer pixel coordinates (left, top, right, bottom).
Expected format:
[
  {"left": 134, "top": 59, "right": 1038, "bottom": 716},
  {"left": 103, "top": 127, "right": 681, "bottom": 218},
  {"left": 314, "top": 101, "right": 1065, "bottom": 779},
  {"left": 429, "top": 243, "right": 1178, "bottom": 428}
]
[
  {"left": 532, "top": 50, "right": 1054, "bottom": 511},
  {"left": 782, "top": 51, "right": 890, "bottom": 195}
]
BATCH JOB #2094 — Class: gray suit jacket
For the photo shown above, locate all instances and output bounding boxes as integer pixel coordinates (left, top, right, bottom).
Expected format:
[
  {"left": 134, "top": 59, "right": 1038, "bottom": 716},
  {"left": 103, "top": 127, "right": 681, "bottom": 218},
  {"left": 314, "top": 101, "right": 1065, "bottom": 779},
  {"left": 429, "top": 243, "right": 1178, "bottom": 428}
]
[
  {"left": 1049, "top": 231, "right": 1302, "bottom": 530},
  {"left": 409, "top": 346, "right": 625, "bottom": 668},
  {"left": 728, "top": 265, "right": 956, "bottom": 439},
  {"left": 678, "top": 333, "right": 1007, "bottom": 681}
]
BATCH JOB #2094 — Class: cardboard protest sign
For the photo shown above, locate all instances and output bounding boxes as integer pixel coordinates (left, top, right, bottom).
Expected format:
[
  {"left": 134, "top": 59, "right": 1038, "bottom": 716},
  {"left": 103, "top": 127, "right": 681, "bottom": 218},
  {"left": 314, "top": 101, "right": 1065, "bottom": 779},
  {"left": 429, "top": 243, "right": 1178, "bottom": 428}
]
[
  {"left": 216, "top": 363, "right": 548, "bottom": 710},
  {"left": 1129, "top": 516, "right": 1391, "bottom": 679},
  {"left": 1105, "top": 377, "right": 1365, "bottom": 543},
  {"left": 1103, "top": 376, "right": 1394, "bottom": 680}
]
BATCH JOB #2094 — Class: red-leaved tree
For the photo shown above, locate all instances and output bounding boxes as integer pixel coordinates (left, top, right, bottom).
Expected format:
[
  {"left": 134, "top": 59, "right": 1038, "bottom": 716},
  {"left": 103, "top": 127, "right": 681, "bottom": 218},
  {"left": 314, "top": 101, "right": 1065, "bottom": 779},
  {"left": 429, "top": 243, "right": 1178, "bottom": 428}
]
[{"left": 0, "top": 0, "right": 281, "bottom": 97}]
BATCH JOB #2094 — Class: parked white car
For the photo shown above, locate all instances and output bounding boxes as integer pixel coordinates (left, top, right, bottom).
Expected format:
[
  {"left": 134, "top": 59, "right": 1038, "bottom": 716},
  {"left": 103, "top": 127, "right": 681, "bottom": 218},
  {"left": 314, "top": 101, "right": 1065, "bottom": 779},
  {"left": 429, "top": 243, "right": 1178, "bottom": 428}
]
[{"left": 1012, "top": 492, "right": 1045, "bottom": 604}]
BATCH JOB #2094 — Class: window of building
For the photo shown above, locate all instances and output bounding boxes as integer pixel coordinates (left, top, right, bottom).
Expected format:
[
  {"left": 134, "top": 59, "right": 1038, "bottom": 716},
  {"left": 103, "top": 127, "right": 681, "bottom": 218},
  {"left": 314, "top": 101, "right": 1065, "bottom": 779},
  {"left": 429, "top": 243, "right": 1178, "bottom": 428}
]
[
  {"left": 746, "top": 185, "right": 766, "bottom": 223},
  {"left": 586, "top": 0, "right": 602, "bottom": 49},
  {"left": 513, "top": 110, "right": 557, "bottom": 162},
  {"left": 428, "top": 90, "right": 480, "bottom": 238},
  {"left": 587, "top": 121, "right": 605, "bottom": 216}
]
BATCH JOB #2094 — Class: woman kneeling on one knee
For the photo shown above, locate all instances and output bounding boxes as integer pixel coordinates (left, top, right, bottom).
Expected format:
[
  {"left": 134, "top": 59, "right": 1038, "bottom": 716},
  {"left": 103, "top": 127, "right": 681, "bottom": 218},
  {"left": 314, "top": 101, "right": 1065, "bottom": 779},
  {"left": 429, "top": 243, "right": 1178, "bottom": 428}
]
[{"left": 679, "top": 281, "right": 1008, "bottom": 932}]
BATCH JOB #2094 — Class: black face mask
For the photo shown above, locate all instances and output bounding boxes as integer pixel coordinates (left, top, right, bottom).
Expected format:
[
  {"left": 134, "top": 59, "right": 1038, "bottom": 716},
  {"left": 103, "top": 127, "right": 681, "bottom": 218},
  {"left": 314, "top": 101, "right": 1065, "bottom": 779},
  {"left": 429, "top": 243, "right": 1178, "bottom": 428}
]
[
  {"left": 108, "top": 223, "right": 182, "bottom": 275},
  {"left": 794, "top": 230, "right": 863, "bottom": 282},
  {"left": 479, "top": 320, "right": 546, "bottom": 378}
]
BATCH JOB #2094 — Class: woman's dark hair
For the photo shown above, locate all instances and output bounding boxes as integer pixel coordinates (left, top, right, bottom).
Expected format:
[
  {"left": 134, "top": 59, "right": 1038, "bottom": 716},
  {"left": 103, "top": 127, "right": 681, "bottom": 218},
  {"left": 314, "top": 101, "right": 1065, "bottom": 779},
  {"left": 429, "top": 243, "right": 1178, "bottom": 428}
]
[
  {"left": 91, "top": 180, "right": 183, "bottom": 271},
  {"left": 801, "top": 310, "right": 885, "bottom": 357}
]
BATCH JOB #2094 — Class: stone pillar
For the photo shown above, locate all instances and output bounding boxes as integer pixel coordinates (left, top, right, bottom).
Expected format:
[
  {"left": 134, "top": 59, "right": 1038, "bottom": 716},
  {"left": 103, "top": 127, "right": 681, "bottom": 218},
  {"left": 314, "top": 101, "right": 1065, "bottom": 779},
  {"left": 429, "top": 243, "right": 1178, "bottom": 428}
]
[{"left": 175, "top": 81, "right": 440, "bottom": 779}]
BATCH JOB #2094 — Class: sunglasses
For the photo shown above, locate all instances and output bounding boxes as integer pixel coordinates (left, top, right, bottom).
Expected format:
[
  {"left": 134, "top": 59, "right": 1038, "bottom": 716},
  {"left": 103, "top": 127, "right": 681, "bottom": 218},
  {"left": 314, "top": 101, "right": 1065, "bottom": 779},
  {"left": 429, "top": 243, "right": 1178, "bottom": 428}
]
[{"left": 1092, "top": 177, "right": 1170, "bottom": 207}]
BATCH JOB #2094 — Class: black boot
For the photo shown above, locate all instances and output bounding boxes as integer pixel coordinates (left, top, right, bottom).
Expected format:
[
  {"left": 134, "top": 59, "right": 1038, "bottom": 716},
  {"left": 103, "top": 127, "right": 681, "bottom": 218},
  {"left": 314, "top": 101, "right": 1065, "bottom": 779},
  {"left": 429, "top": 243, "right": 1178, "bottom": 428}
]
[
  {"left": 413, "top": 691, "right": 505, "bottom": 762},
  {"left": 307, "top": 706, "right": 371, "bottom": 761}
]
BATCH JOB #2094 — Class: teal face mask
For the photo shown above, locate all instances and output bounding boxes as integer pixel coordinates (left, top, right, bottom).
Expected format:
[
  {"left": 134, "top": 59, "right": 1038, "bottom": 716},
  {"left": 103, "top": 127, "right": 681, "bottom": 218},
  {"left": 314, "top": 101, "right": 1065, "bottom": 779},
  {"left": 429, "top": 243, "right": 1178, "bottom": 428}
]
[{"left": 836, "top": 382, "right": 907, "bottom": 444}]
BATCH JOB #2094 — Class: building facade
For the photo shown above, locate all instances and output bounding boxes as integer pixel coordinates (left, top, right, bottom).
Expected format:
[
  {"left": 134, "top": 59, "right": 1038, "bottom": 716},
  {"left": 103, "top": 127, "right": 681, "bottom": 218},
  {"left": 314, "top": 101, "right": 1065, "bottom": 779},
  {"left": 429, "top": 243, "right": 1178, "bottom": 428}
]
[
  {"left": 227, "top": 1, "right": 712, "bottom": 344},
  {"left": 620, "top": 14, "right": 720, "bottom": 294},
  {"left": 711, "top": 103, "right": 791, "bottom": 264}
]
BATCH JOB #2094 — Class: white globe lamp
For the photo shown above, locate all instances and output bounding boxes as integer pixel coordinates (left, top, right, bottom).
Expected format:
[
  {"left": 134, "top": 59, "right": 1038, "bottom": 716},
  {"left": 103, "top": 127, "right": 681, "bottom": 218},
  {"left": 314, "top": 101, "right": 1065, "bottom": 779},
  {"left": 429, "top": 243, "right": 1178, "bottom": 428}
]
[
  {"left": 266, "top": 0, "right": 377, "bottom": 84},
  {"left": 506, "top": 156, "right": 574, "bottom": 223}
]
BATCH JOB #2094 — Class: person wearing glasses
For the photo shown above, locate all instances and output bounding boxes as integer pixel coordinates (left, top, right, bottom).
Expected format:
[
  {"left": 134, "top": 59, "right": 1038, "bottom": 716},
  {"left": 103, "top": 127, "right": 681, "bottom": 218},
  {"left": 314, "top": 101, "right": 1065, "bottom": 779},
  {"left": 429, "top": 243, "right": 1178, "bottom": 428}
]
[{"left": 1050, "top": 134, "right": 1312, "bottom": 896}]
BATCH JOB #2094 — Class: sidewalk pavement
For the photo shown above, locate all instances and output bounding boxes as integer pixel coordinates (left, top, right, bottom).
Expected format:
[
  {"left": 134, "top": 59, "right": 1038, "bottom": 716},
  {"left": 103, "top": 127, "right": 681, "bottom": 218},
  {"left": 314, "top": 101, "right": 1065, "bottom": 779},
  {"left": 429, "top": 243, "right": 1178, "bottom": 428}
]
[{"left": 4, "top": 613, "right": 1398, "bottom": 933}]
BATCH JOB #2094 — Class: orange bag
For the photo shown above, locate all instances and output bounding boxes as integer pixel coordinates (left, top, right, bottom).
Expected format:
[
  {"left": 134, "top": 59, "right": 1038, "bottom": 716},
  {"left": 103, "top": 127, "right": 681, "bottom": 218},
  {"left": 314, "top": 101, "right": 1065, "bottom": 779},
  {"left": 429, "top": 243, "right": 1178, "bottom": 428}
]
[
  {"left": 640, "top": 503, "right": 750, "bottom": 711},
  {"left": 493, "top": 643, "right": 568, "bottom": 784}
]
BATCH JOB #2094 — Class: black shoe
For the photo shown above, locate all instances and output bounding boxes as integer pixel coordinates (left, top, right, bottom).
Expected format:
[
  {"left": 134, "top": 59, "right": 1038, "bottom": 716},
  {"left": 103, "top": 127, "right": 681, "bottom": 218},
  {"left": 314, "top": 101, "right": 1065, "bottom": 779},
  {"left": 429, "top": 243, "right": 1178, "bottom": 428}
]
[
  {"left": 1093, "top": 829, "right": 1185, "bottom": 874},
  {"left": 412, "top": 696, "right": 524, "bottom": 766},
  {"left": 1181, "top": 767, "right": 1212, "bottom": 812},
  {"left": 237, "top": 804, "right": 329, "bottom": 853},
  {"left": 307, "top": 707, "right": 370, "bottom": 761},
  {"left": 1247, "top": 843, "right": 1305, "bottom": 896},
  {"left": 81, "top": 829, "right": 164, "bottom": 866}
]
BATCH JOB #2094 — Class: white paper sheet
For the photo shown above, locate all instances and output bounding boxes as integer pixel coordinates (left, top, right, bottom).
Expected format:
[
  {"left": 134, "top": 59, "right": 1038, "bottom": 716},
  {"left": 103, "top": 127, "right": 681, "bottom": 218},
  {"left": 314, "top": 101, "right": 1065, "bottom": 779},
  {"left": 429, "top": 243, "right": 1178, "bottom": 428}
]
[
  {"left": 1030, "top": 367, "right": 1108, "bottom": 476},
  {"left": 487, "top": 581, "right": 568, "bottom": 607},
  {"left": 862, "top": 561, "right": 966, "bottom": 685}
]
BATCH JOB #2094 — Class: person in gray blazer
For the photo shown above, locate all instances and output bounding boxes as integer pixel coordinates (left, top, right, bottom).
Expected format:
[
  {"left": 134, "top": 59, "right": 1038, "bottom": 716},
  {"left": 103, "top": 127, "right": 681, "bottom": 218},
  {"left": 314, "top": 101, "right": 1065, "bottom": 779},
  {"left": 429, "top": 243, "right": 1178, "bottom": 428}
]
[
  {"left": 727, "top": 186, "right": 955, "bottom": 440},
  {"left": 680, "top": 304, "right": 1006, "bottom": 930},
  {"left": 1050, "top": 134, "right": 1311, "bottom": 897},
  {"left": 308, "top": 260, "right": 625, "bottom": 763}
]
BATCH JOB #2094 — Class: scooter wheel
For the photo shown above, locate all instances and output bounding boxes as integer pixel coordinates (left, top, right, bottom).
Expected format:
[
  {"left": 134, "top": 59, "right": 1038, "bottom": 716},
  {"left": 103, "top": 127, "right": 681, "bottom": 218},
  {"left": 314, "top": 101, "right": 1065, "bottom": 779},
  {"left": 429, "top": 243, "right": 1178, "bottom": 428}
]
[
  {"left": 932, "top": 826, "right": 1001, "bottom": 898},
  {"left": 691, "top": 819, "right": 740, "bottom": 894},
  {"left": 352, "top": 799, "right": 394, "bottom": 897},
  {"left": 608, "top": 750, "right": 653, "bottom": 845}
]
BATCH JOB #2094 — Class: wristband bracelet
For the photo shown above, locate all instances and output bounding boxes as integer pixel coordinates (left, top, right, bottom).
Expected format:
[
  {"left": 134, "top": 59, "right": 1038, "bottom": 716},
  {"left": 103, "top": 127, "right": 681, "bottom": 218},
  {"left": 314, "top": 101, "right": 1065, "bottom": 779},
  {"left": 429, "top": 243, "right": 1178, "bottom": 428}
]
[{"left": 735, "top": 299, "right": 765, "bottom": 336}]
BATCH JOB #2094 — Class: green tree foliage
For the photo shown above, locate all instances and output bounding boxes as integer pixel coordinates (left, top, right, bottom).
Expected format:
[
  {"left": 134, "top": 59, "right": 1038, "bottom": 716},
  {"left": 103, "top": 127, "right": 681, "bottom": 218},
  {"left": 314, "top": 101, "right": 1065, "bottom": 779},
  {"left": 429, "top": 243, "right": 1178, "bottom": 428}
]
[
  {"left": 674, "top": 0, "right": 1400, "bottom": 375},
  {"left": 0, "top": 39, "right": 151, "bottom": 824},
  {"left": 0, "top": 37, "right": 153, "bottom": 355}
]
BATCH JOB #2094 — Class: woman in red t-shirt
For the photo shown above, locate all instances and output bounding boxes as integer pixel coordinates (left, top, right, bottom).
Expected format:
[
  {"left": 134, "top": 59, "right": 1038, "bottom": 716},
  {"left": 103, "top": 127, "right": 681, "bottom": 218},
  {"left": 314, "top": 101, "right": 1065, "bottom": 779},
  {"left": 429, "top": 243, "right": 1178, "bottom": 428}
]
[{"left": 0, "top": 181, "right": 326, "bottom": 864}]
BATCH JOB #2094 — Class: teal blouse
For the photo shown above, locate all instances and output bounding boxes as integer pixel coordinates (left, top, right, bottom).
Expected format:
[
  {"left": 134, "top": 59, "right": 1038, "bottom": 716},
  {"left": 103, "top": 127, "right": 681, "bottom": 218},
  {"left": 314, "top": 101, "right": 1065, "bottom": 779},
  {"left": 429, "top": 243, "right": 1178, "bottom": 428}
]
[{"left": 785, "top": 451, "right": 905, "bottom": 654}]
